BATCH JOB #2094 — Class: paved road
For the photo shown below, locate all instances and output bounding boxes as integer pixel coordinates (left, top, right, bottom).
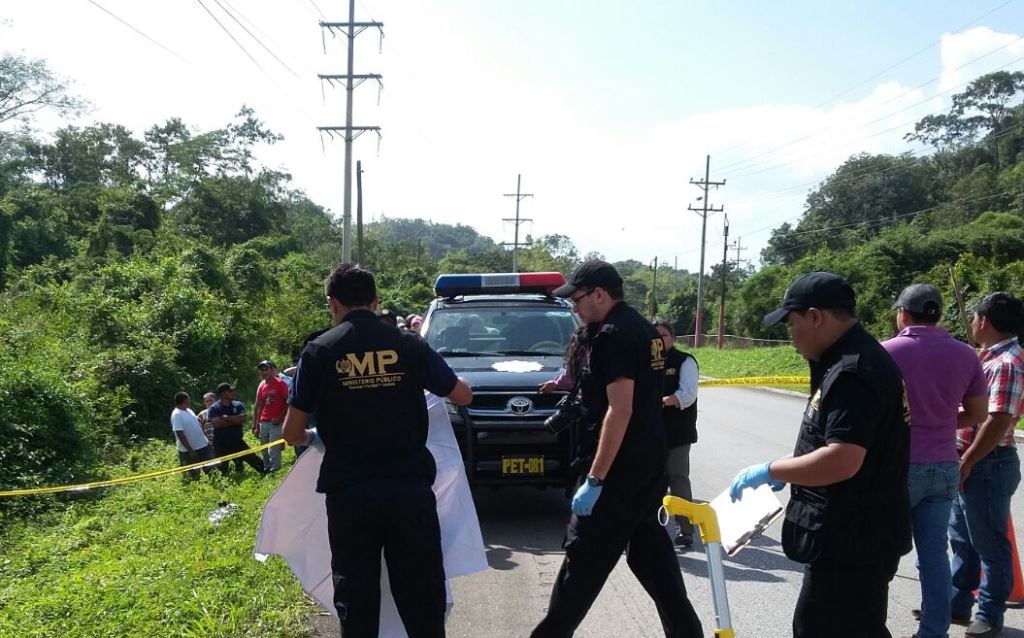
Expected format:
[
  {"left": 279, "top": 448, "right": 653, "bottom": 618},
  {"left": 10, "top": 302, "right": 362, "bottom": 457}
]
[{"left": 313, "top": 386, "right": 1024, "bottom": 637}]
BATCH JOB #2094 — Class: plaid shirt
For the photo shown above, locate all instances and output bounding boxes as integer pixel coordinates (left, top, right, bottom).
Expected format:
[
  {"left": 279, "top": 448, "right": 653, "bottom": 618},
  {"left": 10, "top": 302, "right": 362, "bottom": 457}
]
[{"left": 958, "top": 336, "right": 1024, "bottom": 449}]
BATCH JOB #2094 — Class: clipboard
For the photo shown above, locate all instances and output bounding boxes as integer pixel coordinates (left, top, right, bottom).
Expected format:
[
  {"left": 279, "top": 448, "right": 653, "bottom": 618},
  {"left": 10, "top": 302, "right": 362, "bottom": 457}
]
[{"left": 709, "top": 484, "right": 784, "bottom": 556}]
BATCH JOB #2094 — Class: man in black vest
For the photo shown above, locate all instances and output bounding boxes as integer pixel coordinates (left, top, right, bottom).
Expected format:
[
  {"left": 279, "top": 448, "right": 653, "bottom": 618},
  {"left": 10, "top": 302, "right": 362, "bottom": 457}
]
[
  {"left": 653, "top": 320, "right": 699, "bottom": 548},
  {"left": 282, "top": 263, "right": 472, "bottom": 638},
  {"left": 531, "top": 260, "right": 703, "bottom": 638},
  {"left": 729, "top": 271, "right": 911, "bottom": 638}
]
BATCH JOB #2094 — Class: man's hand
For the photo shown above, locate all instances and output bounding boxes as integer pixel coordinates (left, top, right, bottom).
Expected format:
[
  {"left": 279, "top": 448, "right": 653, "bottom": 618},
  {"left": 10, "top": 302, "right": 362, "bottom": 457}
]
[
  {"left": 539, "top": 380, "right": 557, "bottom": 394},
  {"left": 304, "top": 429, "right": 325, "bottom": 452},
  {"left": 959, "top": 458, "right": 975, "bottom": 489},
  {"left": 729, "top": 462, "right": 786, "bottom": 502},
  {"left": 251, "top": 423, "right": 260, "bottom": 437},
  {"left": 571, "top": 481, "right": 603, "bottom": 516},
  {"left": 662, "top": 395, "right": 680, "bottom": 408}
]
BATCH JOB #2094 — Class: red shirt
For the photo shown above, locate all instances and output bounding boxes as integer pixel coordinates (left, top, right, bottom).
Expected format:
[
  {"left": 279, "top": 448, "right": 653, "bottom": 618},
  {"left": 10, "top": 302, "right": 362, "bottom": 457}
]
[{"left": 257, "top": 376, "right": 290, "bottom": 422}]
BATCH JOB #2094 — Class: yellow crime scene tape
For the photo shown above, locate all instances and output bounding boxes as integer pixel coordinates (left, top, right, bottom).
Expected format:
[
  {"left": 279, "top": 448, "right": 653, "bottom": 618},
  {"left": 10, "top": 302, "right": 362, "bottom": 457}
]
[
  {"left": 0, "top": 376, "right": 811, "bottom": 498},
  {"left": 699, "top": 375, "right": 809, "bottom": 388},
  {"left": 0, "top": 439, "right": 288, "bottom": 498}
]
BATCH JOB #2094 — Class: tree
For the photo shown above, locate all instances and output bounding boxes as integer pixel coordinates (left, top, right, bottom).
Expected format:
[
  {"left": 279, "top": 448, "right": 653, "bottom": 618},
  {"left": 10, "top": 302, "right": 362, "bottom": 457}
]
[
  {"left": 0, "top": 53, "right": 85, "bottom": 128},
  {"left": 906, "top": 71, "right": 1024, "bottom": 149}
]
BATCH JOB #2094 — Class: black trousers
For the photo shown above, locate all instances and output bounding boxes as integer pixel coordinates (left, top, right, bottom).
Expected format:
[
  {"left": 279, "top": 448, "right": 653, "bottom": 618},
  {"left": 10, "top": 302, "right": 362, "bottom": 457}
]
[
  {"left": 213, "top": 437, "right": 265, "bottom": 474},
  {"left": 792, "top": 557, "right": 899, "bottom": 638},
  {"left": 531, "top": 470, "right": 703, "bottom": 638},
  {"left": 325, "top": 488, "right": 446, "bottom": 638}
]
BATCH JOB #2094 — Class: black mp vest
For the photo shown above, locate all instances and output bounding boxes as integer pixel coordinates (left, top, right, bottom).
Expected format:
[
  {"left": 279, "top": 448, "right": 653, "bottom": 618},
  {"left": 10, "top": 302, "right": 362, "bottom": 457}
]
[
  {"left": 663, "top": 348, "right": 698, "bottom": 448},
  {"left": 305, "top": 310, "right": 436, "bottom": 493}
]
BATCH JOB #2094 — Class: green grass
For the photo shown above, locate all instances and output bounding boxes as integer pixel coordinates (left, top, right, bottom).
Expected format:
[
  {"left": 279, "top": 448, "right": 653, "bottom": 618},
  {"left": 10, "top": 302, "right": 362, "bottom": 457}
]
[
  {"left": 0, "top": 441, "right": 316, "bottom": 638},
  {"left": 685, "top": 345, "right": 807, "bottom": 378}
]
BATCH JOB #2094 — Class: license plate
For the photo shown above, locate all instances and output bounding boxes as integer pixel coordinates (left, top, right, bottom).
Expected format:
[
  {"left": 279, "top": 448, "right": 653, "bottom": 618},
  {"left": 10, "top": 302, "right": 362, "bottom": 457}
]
[{"left": 501, "top": 456, "right": 545, "bottom": 476}]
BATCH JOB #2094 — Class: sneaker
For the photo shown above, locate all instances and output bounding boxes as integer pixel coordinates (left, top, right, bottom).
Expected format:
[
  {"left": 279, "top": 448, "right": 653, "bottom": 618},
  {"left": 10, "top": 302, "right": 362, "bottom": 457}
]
[
  {"left": 964, "top": 619, "right": 1001, "bottom": 637},
  {"left": 909, "top": 609, "right": 971, "bottom": 626}
]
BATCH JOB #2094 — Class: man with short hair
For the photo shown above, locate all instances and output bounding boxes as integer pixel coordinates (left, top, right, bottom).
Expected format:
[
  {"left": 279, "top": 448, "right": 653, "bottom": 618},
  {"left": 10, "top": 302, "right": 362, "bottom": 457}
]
[
  {"left": 882, "top": 283, "right": 988, "bottom": 638},
  {"left": 729, "top": 271, "right": 912, "bottom": 638},
  {"left": 951, "top": 291, "right": 1024, "bottom": 638},
  {"left": 283, "top": 263, "right": 472, "bottom": 638},
  {"left": 253, "top": 360, "right": 289, "bottom": 472},
  {"left": 170, "top": 392, "right": 215, "bottom": 479},
  {"left": 197, "top": 392, "right": 217, "bottom": 445},
  {"left": 208, "top": 382, "right": 266, "bottom": 474},
  {"left": 531, "top": 259, "right": 703, "bottom": 638}
]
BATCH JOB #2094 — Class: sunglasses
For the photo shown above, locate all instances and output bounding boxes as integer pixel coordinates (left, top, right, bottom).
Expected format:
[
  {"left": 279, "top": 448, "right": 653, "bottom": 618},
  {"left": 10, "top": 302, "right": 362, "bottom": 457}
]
[{"left": 570, "top": 290, "right": 595, "bottom": 305}]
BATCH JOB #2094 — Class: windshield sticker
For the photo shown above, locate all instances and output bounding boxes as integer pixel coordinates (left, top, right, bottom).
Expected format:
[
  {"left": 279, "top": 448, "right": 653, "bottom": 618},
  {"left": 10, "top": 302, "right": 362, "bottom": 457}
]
[{"left": 492, "top": 360, "right": 544, "bottom": 373}]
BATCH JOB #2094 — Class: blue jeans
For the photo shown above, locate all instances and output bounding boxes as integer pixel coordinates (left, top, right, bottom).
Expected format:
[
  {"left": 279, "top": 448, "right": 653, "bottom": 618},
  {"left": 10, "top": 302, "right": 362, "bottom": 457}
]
[
  {"left": 950, "top": 446, "right": 1021, "bottom": 629},
  {"left": 908, "top": 461, "right": 958, "bottom": 638}
]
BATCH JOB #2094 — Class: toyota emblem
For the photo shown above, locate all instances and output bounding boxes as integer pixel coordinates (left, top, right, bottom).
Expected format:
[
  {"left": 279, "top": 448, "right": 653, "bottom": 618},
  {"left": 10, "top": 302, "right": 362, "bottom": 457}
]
[{"left": 507, "top": 396, "right": 533, "bottom": 415}]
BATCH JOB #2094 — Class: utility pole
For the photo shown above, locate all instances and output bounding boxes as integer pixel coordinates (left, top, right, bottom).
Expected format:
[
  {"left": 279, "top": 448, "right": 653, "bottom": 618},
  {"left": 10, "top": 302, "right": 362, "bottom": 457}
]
[
  {"left": 317, "top": 1, "right": 383, "bottom": 261},
  {"left": 733, "top": 236, "right": 748, "bottom": 267},
  {"left": 717, "top": 215, "right": 729, "bottom": 350},
  {"left": 687, "top": 155, "right": 725, "bottom": 347},
  {"left": 502, "top": 174, "right": 533, "bottom": 272},
  {"left": 651, "top": 257, "right": 658, "bottom": 319},
  {"left": 356, "top": 160, "right": 364, "bottom": 263}
]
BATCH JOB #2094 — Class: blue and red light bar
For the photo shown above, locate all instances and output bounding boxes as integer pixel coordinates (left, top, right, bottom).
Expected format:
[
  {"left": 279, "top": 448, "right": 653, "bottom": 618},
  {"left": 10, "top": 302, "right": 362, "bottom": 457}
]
[{"left": 434, "top": 272, "right": 566, "bottom": 297}]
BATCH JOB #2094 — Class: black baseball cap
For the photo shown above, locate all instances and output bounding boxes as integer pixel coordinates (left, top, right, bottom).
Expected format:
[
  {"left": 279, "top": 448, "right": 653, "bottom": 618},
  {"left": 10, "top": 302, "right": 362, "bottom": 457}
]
[
  {"left": 763, "top": 271, "right": 856, "bottom": 327},
  {"left": 216, "top": 382, "right": 235, "bottom": 395},
  {"left": 553, "top": 260, "right": 624, "bottom": 298},
  {"left": 892, "top": 284, "right": 942, "bottom": 318},
  {"left": 257, "top": 359, "right": 275, "bottom": 370}
]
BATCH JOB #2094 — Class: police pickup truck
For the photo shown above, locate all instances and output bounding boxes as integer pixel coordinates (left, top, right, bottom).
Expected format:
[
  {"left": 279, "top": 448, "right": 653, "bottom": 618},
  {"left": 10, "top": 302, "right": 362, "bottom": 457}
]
[{"left": 421, "top": 272, "right": 579, "bottom": 491}]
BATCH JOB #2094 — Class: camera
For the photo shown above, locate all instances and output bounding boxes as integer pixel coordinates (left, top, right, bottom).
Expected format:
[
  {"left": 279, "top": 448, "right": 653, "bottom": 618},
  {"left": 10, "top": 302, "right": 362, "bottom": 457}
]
[{"left": 545, "top": 394, "right": 584, "bottom": 434}]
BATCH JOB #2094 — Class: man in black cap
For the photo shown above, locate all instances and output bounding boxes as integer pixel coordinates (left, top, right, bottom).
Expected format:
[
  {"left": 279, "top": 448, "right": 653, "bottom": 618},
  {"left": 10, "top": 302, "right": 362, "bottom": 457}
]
[
  {"left": 728, "top": 271, "right": 911, "bottom": 638},
  {"left": 282, "top": 263, "right": 472, "bottom": 638},
  {"left": 207, "top": 382, "right": 267, "bottom": 474},
  {"left": 531, "top": 259, "right": 703, "bottom": 638}
]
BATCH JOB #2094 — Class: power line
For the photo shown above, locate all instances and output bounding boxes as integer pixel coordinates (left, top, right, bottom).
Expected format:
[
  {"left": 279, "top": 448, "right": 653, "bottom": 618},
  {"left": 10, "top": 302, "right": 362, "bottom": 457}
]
[
  {"left": 710, "top": 1, "right": 1019, "bottom": 165},
  {"left": 195, "top": 0, "right": 269, "bottom": 75},
  {"left": 766, "top": 190, "right": 1014, "bottom": 258},
  {"left": 86, "top": 0, "right": 196, "bottom": 68},
  {"left": 309, "top": 0, "right": 327, "bottom": 19},
  {"left": 719, "top": 34, "right": 1024, "bottom": 175},
  {"left": 212, "top": 0, "right": 301, "bottom": 78}
]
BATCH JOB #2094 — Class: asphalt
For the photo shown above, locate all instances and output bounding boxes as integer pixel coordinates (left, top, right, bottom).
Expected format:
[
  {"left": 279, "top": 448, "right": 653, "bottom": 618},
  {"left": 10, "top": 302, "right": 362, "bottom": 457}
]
[{"left": 309, "top": 386, "right": 1024, "bottom": 637}]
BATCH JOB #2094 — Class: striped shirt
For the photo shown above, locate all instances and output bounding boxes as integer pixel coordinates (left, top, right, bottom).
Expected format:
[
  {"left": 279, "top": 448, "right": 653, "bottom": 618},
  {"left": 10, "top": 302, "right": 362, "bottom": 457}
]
[{"left": 958, "top": 336, "right": 1024, "bottom": 449}]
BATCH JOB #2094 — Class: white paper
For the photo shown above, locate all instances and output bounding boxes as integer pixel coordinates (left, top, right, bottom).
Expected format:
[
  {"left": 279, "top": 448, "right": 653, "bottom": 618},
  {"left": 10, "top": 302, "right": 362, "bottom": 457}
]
[
  {"left": 254, "top": 393, "right": 487, "bottom": 636},
  {"left": 709, "top": 484, "right": 784, "bottom": 556}
]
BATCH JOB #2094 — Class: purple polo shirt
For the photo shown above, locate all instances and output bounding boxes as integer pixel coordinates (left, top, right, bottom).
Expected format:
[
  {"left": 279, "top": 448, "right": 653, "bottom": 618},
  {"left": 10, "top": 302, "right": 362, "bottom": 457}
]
[{"left": 882, "top": 325, "right": 988, "bottom": 463}]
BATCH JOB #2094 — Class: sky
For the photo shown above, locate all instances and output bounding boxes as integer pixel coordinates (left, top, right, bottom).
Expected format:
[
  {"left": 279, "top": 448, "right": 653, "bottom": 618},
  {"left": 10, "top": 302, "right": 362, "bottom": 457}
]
[{"left": 3, "top": 0, "right": 1024, "bottom": 272}]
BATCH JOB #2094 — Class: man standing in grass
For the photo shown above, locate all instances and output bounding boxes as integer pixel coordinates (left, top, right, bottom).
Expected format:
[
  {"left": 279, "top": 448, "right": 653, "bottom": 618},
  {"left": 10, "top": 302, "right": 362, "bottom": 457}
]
[
  {"left": 253, "top": 360, "right": 289, "bottom": 472},
  {"left": 170, "top": 392, "right": 215, "bottom": 479},
  {"left": 209, "top": 382, "right": 266, "bottom": 475}
]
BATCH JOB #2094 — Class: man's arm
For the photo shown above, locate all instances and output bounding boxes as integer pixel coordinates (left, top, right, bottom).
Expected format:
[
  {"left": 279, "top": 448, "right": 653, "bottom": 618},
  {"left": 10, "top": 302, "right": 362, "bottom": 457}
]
[
  {"left": 282, "top": 406, "right": 311, "bottom": 446},
  {"left": 447, "top": 378, "right": 472, "bottom": 406},
  {"left": 957, "top": 395, "right": 989, "bottom": 429},
  {"left": 767, "top": 443, "right": 866, "bottom": 486},
  {"left": 174, "top": 431, "right": 196, "bottom": 457},
  {"left": 252, "top": 397, "right": 265, "bottom": 434},
  {"left": 960, "top": 411, "right": 1016, "bottom": 485},
  {"left": 587, "top": 378, "right": 634, "bottom": 480}
]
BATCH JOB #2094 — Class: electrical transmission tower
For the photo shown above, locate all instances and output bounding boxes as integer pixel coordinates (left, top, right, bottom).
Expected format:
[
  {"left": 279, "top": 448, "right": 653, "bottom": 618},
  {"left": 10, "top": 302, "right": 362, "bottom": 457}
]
[
  {"left": 317, "top": 0, "right": 383, "bottom": 261},
  {"left": 687, "top": 155, "right": 725, "bottom": 347},
  {"left": 501, "top": 174, "right": 533, "bottom": 272}
]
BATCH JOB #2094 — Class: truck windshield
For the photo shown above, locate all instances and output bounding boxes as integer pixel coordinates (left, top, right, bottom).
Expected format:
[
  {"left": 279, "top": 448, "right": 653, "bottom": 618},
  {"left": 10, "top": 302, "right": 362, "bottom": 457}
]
[{"left": 424, "top": 306, "right": 577, "bottom": 355}]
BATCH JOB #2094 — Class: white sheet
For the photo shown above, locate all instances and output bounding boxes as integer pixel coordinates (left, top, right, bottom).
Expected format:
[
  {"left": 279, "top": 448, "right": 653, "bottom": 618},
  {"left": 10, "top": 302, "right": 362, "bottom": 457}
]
[{"left": 254, "top": 393, "right": 487, "bottom": 636}]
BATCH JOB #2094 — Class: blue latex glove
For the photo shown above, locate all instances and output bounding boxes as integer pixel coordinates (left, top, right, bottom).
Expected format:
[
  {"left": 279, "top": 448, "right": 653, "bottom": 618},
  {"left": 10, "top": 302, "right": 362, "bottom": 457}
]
[
  {"left": 729, "top": 461, "right": 785, "bottom": 502},
  {"left": 305, "top": 428, "right": 325, "bottom": 452},
  {"left": 571, "top": 481, "right": 604, "bottom": 516}
]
